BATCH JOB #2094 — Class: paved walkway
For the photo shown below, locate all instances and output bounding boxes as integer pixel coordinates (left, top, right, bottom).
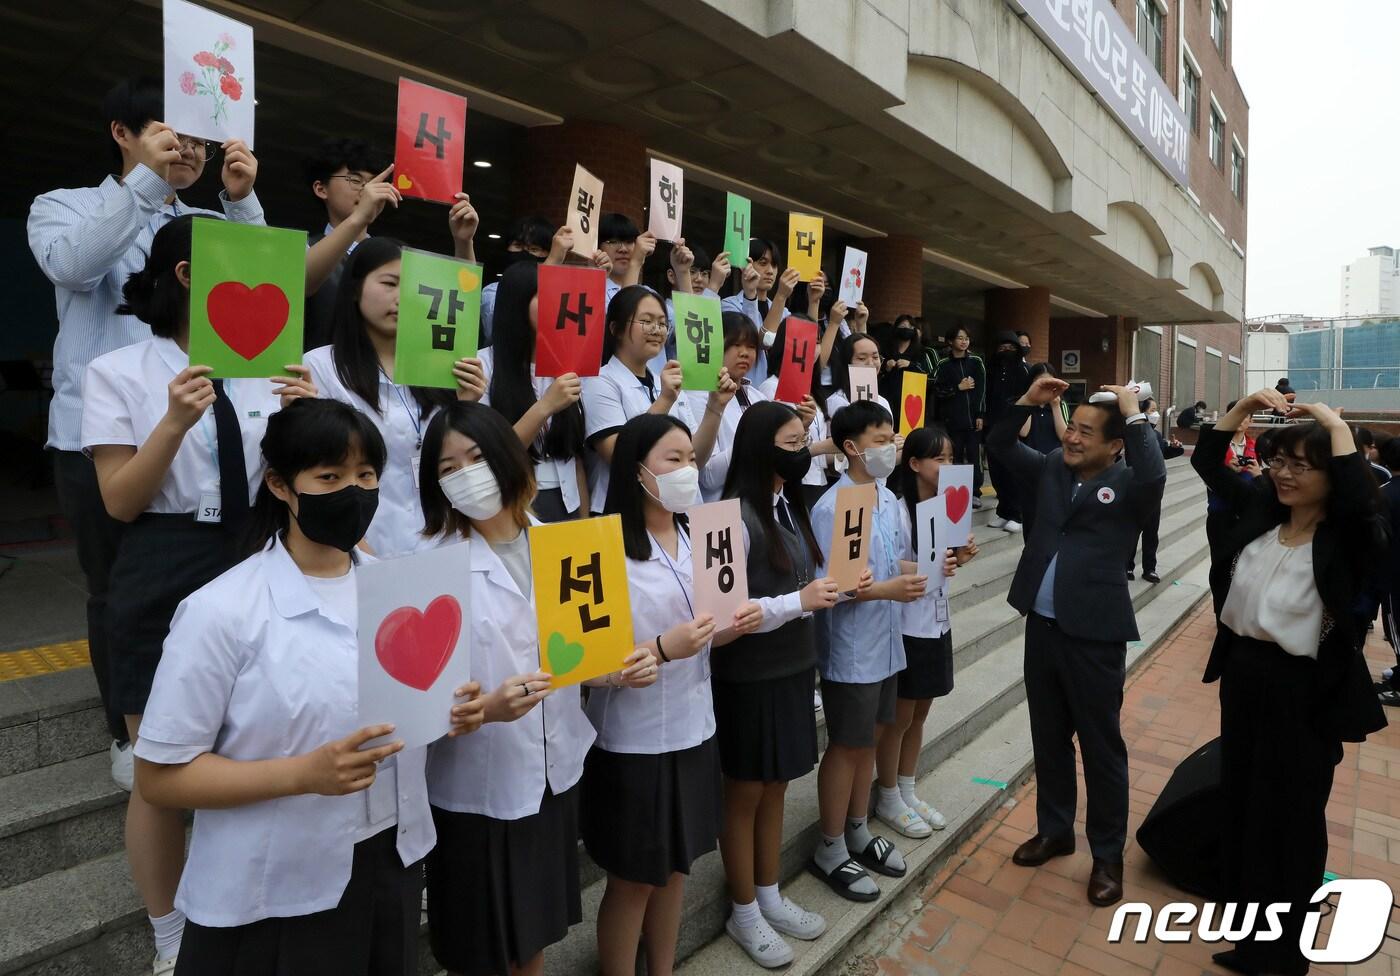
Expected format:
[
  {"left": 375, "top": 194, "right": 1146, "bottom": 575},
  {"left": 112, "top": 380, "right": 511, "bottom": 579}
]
[{"left": 846, "top": 599, "right": 1400, "bottom": 976}]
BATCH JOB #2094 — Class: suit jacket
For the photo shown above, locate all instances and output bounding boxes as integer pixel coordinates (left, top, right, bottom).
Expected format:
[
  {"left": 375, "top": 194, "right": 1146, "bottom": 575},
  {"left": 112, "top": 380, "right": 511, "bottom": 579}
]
[
  {"left": 988, "top": 405, "right": 1166, "bottom": 643},
  {"left": 1191, "top": 426, "right": 1388, "bottom": 743}
]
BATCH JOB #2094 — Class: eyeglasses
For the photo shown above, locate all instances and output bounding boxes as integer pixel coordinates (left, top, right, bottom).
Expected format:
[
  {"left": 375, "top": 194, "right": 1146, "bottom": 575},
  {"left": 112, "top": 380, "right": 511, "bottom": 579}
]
[
  {"left": 328, "top": 174, "right": 369, "bottom": 189},
  {"left": 775, "top": 434, "right": 810, "bottom": 451},
  {"left": 1264, "top": 457, "right": 1316, "bottom": 475},
  {"left": 631, "top": 316, "right": 668, "bottom": 335},
  {"left": 175, "top": 135, "right": 220, "bottom": 159},
  {"left": 602, "top": 239, "right": 635, "bottom": 248}
]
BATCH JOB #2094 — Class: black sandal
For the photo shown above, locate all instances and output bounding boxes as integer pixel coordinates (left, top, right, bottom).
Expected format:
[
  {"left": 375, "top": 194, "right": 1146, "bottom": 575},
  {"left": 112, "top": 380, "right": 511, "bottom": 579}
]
[
  {"left": 852, "top": 835, "right": 907, "bottom": 878},
  {"left": 807, "top": 857, "right": 879, "bottom": 902},
  {"left": 1379, "top": 688, "right": 1400, "bottom": 707}
]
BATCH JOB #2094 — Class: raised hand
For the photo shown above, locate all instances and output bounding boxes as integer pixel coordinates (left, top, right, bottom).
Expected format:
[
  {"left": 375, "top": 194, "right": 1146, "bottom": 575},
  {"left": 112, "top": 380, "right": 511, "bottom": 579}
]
[
  {"left": 453, "top": 357, "right": 487, "bottom": 402},
  {"left": 541, "top": 373, "right": 582, "bottom": 414},
  {"left": 350, "top": 164, "right": 401, "bottom": 230},
  {"left": 220, "top": 139, "right": 258, "bottom": 201},
  {"left": 165, "top": 365, "right": 216, "bottom": 432},
  {"left": 448, "top": 193, "right": 479, "bottom": 256},
  {"left": 134, "top": 122, "right": 182, "bottom": 183},
  {"left": 270, "top": 364, "right": 317, "bottom": 407}
]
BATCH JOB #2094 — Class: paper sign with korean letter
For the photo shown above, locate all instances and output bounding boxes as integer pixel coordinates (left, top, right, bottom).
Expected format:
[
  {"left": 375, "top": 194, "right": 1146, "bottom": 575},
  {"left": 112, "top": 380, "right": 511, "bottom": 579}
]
[
  {"left": 393, "top": 78, "right": 468, "bottom": 204},
  {"left": 566, "top": 164, "right": 604, "bottom": 259},
  {"left": 689, "top": 499, "right": 748, "bottom": 627},
  {"left": 357, "top": 542, "right": 472, "bottom": 750},
  {"left": 529, "top": 515, "right": 634, "bottom": 690},
  {"left": 163, "top": 0, "right": 255, "bottom": 149},
  {"left": 536, "top": 265, "right": 607, "bottom": 378},
  {"left": 787, "top": 213, "right": 823, "bottom": 281},
  {"left": 672, "top": 292, "right": 723, "bottom": 391},
  {"left": 828, "top": 482, "right": 876, "bottom": 592},
  {"left": 395, "top": 248, "right": 481, "bottom": 389},
  {"left": 775, "top": 317, "right": 818, "bottom": 404},
  {"left": 647, "top": 159, "right": 684, "bottom": 241}
]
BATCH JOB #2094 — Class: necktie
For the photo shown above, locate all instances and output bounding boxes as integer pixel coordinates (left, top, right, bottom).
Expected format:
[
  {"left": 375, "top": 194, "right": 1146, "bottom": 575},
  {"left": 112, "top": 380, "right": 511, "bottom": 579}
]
[
  {"left": 776, "top": 497, "right": 796, "bottom": 533},
  {"left": 736, "top": 385, "right": 751, "bottom": 408},
  {"left": 211, "top": 379, "right": 250, "bottom": 532},
  {"left": 758, "top": 300, "right": 771, "bottom": 320}
]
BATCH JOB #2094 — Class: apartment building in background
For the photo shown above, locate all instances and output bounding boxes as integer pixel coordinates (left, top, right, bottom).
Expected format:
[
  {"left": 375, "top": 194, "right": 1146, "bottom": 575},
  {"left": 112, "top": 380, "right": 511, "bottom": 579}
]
[{"left": 1341, "top": 246, "right": 1400, "bottom": 317}]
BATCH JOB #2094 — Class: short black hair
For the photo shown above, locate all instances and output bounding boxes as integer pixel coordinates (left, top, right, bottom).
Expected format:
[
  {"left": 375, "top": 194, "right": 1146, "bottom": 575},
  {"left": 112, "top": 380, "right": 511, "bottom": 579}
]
[
  {"left": 117, "top": 214, "right": 202, "bottom": 338},
  {"left": 604, "top": 413, "right": 692, "bottom": 560},
  {"left": 1254, "top": 426, "right": 1281, "bottom": 463},
  {"left": 1354, "top": 426, "right": 1376, "bottom": 449},
  {"left": 1378, "top": 435, "right": 1400, "bottom": 472},
  {"left": 419, "top": 401, "right": 535, "bottom": 539},
  {"left": 945, "top": 326, "right": 972, "bottom": 343},
  {"left": 303, "top": 138, "right": 380, "bottom": 191},
  {"left": 506, "top": 214, "right": 555, "bottom": 253},
  {"left": 831, "top": 398, "right": 893, "bottom": 456},
  {"left": 102, "top": 77, "right": 163, "bottom": 169},
  {"left": 1070, "top": 401, "right": 1127, "bottom": 443},
  {"left": 602, "top": 285, "right": 665, "bottom": 365},
  {"left": 749, "top": 237, "right": 782, "bottom": 266},
  {"left": 1195, "top": 401, "right": 1208, "bottom": 410},
  {"left": 1016, "top": 331, "right": 1032, "bottom": 341},
  {"left": 722, "top": 311, "right": 761, "bottom": 351},
  {"left": 1028, "top": 362, "right": 1056, "bottom": 382},
  {"left": 599, "top": 212, "right": 640, "bottom": 243}
]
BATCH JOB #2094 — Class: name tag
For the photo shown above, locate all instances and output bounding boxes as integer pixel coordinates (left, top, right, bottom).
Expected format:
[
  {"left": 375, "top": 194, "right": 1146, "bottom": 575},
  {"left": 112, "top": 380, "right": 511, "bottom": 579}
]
[
  {"left": 196, "top": 490, "right": 222, "bottom": 524},
  {"left": 935, "top": 597, "right": 950, "bottom": 624},
  {"left": 411, "top": 453, "right": 422, "bottom": 489}
]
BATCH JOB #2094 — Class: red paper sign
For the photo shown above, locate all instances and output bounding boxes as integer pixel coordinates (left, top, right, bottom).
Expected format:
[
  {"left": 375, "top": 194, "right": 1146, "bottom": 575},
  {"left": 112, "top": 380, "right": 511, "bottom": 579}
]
[
  {"left": 393, "top": 78, "right": 468, "bottom": 204},
  {"left": 536, "top": 265, "right": 607, "bottom": 378},
  {"left": 774, "top": 317, "right": 818, "bottom": 404}
]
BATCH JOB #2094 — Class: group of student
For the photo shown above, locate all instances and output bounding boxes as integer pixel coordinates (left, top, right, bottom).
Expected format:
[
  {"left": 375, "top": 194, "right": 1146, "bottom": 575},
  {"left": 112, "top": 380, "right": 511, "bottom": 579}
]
[{"left": 25, "top": 78, "right": 1018, "bottom": 976}]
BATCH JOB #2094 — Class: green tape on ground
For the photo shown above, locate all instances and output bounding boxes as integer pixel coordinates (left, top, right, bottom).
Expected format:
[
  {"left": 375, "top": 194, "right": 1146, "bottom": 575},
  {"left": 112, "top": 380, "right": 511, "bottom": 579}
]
[
  {"left": 972, "top": 777, "right": 1008, "bottom": 790},
  {"left": 1172, "top": 580, "right": 1181, "bottom": 586},
  {"left": 1323, "top": 871, "right": 1339, "bottom": 882}
]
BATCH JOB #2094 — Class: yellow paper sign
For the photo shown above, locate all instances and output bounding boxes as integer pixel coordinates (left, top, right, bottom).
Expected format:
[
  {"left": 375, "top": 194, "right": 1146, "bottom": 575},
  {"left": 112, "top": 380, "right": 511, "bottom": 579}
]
[
  {"left": 899, "top": 371, "right": 926, "bottom": 435},
  {"left": 528, "top": 515, "right": 634, "bottom": 689},
  {"left": 787, "top": 212, "right": 824, "bottom": 281}
]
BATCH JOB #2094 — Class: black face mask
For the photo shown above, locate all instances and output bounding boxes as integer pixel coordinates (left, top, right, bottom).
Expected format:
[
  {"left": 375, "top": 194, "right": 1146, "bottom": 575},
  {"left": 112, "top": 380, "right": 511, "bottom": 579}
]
[
  {"left": 896, "top": 327, "right": 917, "bottom": 341},
  {"left": 503, "top": 250, "right": 544, "bottom": 268},
  {"left": 773, "top": 445, "right": 812, "bottom": 484},
  {"left": 293, "top": 484, "right": 379, "bottom": 552}
]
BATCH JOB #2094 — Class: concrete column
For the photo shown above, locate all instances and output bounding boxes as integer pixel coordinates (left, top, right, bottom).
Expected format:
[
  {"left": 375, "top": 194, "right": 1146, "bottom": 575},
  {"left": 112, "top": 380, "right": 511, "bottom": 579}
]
[
  {"left": 512, "top": 121, "right": 647, "bottom": 230},
  {"left": 858, "top": 235, "right": 923, "bottom": 324},
  {"left": 984, "top": 286, "right": 1050, "bottom": 360}
]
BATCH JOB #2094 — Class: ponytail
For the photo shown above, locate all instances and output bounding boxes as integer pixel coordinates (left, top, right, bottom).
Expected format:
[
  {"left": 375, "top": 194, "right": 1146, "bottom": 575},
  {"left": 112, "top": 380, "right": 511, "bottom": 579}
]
[{"left": 116, "top": 214, "right": 201, "bottom": 339}]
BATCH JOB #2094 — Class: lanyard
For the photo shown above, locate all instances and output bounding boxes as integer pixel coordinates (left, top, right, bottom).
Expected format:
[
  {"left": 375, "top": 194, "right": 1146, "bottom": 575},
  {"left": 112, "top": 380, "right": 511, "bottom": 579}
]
[
  {"left": 649, "top": 528, "right": 695, "bottom": 620},
  {"left": 386, "top": 376, "right": 423, "bottom": 449},
  {"left": 869, "top": 493, "right": 898, "bottom": 571}
]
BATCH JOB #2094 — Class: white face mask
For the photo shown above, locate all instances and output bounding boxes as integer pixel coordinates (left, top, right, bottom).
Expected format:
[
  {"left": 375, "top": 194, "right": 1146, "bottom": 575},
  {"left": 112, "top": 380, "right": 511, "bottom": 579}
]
[
  {"left": 859, "top": 442, "right": 898, "bottom": 479},
  {"left": 439, "top": 460, "right": 504, "bottom": 521},
  {"left": 1147, "top": 411, "right": 1162, "bottom": 426},
  {"left": 642, "top": 464, "right": 699, "bottom": 513}
]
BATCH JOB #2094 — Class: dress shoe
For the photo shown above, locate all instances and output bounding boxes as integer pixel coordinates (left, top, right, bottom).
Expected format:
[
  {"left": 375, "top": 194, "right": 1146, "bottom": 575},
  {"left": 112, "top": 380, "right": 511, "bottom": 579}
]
[
  {"left": 1087, "top": 858, "right": 1123, "bottom": 906},
  {"left": 1011, "top": 834, "right": 1075, "bottom": 866},
  {"left": 1143, "top": 571, "right": 1162, "bottom": 584}
]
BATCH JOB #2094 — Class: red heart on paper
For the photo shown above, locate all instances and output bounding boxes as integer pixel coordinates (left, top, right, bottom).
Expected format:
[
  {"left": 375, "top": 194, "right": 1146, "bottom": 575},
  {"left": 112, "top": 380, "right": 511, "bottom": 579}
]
[
  {"left": 206, "top": 282, "right": 290, "bottom": 361},
  {"left": 944, "top": 485, "right": 970, "bottom": 524},
  {"left": 903, "top": 394, "right": 924, "bottom": 429},
  {"left": 373, "top": 595, "right": 462, "bottom": 691}
]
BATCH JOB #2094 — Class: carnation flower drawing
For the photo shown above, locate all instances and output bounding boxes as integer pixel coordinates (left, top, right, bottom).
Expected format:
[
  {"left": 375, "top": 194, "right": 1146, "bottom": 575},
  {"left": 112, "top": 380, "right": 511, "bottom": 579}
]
[{"left": 182, "top": 33, "right": 243, "bottom": 126}]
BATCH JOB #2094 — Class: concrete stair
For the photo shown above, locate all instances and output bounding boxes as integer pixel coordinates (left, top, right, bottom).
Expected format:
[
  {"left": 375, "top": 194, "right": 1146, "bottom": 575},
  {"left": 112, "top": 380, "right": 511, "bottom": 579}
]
[{"left": 0, "top": 456, "right": 1211, "bottom": 976}]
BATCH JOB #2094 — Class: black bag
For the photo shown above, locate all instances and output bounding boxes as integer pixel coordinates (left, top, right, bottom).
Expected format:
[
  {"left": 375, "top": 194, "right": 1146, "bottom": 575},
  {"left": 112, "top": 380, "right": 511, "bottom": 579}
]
[{"left": 1134, "top": 737, "right": 1223, "bottom": 899}]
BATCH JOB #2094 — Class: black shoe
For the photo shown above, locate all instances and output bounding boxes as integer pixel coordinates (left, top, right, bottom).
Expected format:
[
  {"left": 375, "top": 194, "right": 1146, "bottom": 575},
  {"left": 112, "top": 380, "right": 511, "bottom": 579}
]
[
  {"left": 1126, "top": 571, "right": 1135, "bottom": 580},
  {"left": 1143, "top": 571, "right": 1161, "bottom": 584},
  {"left": 1211, "top": 949, "right": 1259, "bottom": 975},
  {"left": 1012, "top": 834, "right": 1075, "bottom": 866}
]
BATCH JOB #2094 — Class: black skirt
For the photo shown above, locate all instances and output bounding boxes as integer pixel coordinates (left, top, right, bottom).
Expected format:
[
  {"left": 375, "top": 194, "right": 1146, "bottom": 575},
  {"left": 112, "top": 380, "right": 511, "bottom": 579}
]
[
  {"left": 106, "top": 514, "right": 237, "bottom": 715},
  {"left": 580, "top": 737, "right": 721, "bottom": 886},
  {"left": 897, "top": 632, "right": 955, "bottom": 701},
  {"left": 426, "top": 785, "right": 582, "bottom": 976},
  {"left": 174, "top": 826, "right": 421, "bottom": 976},
  {"left": 712, "top": 668, "right": 818, "bottom": 783}
]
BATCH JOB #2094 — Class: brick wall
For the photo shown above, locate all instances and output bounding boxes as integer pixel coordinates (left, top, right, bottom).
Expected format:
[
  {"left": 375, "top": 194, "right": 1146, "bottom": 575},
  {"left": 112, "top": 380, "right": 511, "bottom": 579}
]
[
  {"left": 985, "top": 287, "right": 1051, "bottom": 363},
  {"left": 511, "top": 121, "right": 647, "bottom": 230},
  {"left": 860, "top": 235, "right": 924, "bottom": 324},
  {"left": 1183, "top": 0, "right": 1248, "bottom": 246},
  {"left": 1049, "top": 315, "right": 1126, "bottom": 392}
]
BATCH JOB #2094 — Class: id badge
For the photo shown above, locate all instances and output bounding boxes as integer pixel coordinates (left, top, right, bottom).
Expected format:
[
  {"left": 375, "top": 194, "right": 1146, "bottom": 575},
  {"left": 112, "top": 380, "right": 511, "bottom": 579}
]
[
  {"left": 195, "top": 489, "right": 222, "bottom": 524},
  {"left": 411, "top": 454, "right": 422, "bottom": 489},
  {"left": 935, "top": 597, "right": 950, "bottom": 624}
]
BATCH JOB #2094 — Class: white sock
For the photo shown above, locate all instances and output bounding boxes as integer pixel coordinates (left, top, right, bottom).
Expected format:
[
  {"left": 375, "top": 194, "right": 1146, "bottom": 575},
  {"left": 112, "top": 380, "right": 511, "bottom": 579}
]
[
  {"left": 756, "top": 883, "right": 783, "bottom": 913},
  {"left": 150, "top": 908, "right": 185, "bottom": 962},
  {"left": 732, "top": 899, "right": 761, "bottom": 928},
  {"left": 898, "top": 774, "right": 919, "bottom": 807},
  {"left": 846, "top": 816, "right": 875, "bottom": 852},
  {"left": 877, "top": 785, "right": 904, "bottom": 811},
  {"left": 813, "top": 832, "right": 850, "bottom": 873}
]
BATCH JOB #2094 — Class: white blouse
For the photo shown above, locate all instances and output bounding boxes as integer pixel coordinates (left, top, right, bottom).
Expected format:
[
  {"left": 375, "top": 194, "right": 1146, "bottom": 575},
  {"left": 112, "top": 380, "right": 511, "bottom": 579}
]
[
  {"left": 1220, "top": 528, "right": 1324, "bottom": 660},
  {"left": 695, "top": 383, "right": 768, "bottom": 502},
  {"left": 476, "top": 346, "right": 582, "bottom": 514}
]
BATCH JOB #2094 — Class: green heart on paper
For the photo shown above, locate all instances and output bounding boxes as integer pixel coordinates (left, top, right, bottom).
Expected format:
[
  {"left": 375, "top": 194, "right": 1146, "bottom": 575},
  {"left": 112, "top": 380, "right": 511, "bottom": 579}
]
[{"left": 547, "top": 631, "right": 584, "bottom": 675}]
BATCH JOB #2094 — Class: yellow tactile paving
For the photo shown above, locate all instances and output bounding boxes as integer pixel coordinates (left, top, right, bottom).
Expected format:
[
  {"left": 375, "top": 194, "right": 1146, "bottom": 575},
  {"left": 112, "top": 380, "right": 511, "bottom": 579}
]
[{"left": 0, "top": 640, "right": 90, "bottom": 681}]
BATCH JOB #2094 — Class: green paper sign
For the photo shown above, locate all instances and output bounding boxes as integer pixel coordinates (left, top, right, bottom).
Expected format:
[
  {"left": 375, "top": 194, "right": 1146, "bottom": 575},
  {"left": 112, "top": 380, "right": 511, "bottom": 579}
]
[
  {"left": 672, "top": 292, "right": 723, "bottom": 391},
  {"left": 189, "top": 219, "right": 307, "bottom": 378},
  {"left": 395, "top": 247, "right": 482, "bottom": 390},
  {"left": 722, "top": 192, "right": 752, "bottom": 271}
]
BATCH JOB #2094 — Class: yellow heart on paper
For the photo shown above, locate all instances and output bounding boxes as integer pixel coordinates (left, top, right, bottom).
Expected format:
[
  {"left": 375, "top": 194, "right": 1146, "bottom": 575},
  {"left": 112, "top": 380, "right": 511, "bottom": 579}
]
[
  {"left": 396, "top": 174, "right": 413, "bottom": 190},
  {"left": 457, "top": 267, "right": 480, "bottom": 292}
]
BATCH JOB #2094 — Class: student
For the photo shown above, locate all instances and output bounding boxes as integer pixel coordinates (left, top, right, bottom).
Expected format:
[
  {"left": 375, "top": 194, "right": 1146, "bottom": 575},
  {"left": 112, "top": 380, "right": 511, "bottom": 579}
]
[
  {"left": 874, "top": 426, "right": 977, "bottom": 838},
  {"left": 133, "top": 398, "right": 467, "bottom": 976},
  {"left": 1019, "top": 363, "right": 1069, "bottom": 455},
  {"left": 304, "top": 237, "right": 487, "bottom": 557},
  {"left": 28, "top": 76, "right": 264, "bottom": 786},
  {"left": 301, "top": 138, "right": 380, "bottom": 349},
  {"left": 878, "top": 314, "right": 930, "bottom": 410},
  {"left": 479, "top": 260, "right": 588, "bottom": 520},
  {"left": 479, "top": 214, "right": 555, "bottom": 346},
  {"left": 757, "top": 324, "right": 837, "bottom": 510},
  {"left": 715, "top": 401, "right": 842, "bottom": 967},
  {"left": 599, "top": 212, "right": 653, "bottom": 296},
  {"left": 419, "top": 401, "right": 656, "bottom": 976},
  {"left": 984, "top": 330, "right": 1031, "bottom": 533},
  {"left": 586, "top": 413, "right": 761, "bottom": 976},
  {"left": 81, "top": 215, "right": 316, "bottom": 974},
  {"left": 809, "top": 400, "right": 925, "bottom": 903},
  {"left": 931, "top": 327, "right": 986, "bottom": 507},
  {"left": 653, "top": 241, "right": 726, "bottom": 376},
  {"left": 582, "top": 285, "right": 735, "bottom": 512},
  {"left": 825, "top": 332, "right": 893, "bottom": 419},
  {"left": 721, "top": 238, "right": 793, "bottom": 386},
  {"left": 697, "top": 313, "right": 769, "bottom": 501}
]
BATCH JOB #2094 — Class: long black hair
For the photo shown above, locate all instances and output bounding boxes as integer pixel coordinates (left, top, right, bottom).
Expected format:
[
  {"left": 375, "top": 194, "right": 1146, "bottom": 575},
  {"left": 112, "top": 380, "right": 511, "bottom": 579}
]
[
  {"left": 722, "top": 401, "right": 822, "bottom": 573},
  {"left": 828, "top": 332, "right": 881, "bottom": 406},
  {"left": 117, "top": 214, "right": 202, "bottom": 338},
  {"left": 328, "top": 236, "right": 454, "bottom": 418},
  {"left": 245, "top": 398, "right": 387, "bottom": 555},
  {"left": 487, "top": 260, "right": 585, "bottom": 460},
  {"left": 764, "top": 315, "right": 824, "bottom": 403},
  {"left": 601, "top": 284, "right": 664, "bottom": 367},
  {"left": 894, "top": 424, "right": 953, "bottom": 557},
  {"left": 883, "top": 313, "right": 925, "bottom": 362},
  {"left": 419, "top": 401, "right": 535, "bottom": 540},
  {"left": 604, "top": 413, "right": 692, "bottom": 560}
]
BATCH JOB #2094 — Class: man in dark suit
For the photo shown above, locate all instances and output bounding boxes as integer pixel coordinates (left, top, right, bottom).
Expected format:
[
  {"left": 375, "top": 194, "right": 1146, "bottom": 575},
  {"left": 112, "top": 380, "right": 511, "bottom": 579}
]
[{"left": 987, "top": 375, "right": 1166, "bottom": 907}]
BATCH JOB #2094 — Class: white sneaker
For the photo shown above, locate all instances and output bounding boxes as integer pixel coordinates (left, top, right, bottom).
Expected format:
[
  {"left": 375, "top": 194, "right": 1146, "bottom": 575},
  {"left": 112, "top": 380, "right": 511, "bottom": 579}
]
[
  {"left": 875, "top": 800, "right": 933, "bottom": 838},
  {"left": 726, "top": 914, "right": 795, "bottom": 968},
  {"left": 1002, "top": 520, "right": 1023, "bottom": 533},
  {"left": 111, "top": 740, "right": 134, "bottom": 792},
  {"left": 813, "top": 690, "right": 823, "bottom": 712},
  {"left": 971, "top": 497, "right": 983, "bottom": 509},
  {"left": 152, "top": 956, "right": 177, "bottom": 975},
  {"left": 908, "top": 795, "right": 948, "bottom": 830},
  {"left": 761, "top": 896, "right": 827, "bottom": 940},
  {"left": 987, "top": 516, "right": 1007, "bottom": 528}
]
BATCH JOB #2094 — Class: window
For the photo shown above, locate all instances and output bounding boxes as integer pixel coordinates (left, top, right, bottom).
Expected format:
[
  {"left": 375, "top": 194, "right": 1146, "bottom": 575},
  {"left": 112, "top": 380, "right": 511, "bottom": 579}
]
[
  {"left": 1136, "top": 0, "right": 1164, "bottom": 75},
  {"left": 1209, "top": 106, "right": 1224, "bottom": 170},
  {"left": 1205, "top": 349, "right": 1222, "bottom": 414},
  {"left": 1134, "top": 329, "right": 1162, "bottom": 397},
  {"left": 1174, "top": 339, "right": 1197, "bottom": 413},
  {"left": 1184, "top": 63, "right": 1201, "bottom": 134},
  {"left": 1211, "top": 0, "right": 1227, "bottom": 55},
  {"left": 1231, "top": 144, "right": 1245, "bottom": 199}
]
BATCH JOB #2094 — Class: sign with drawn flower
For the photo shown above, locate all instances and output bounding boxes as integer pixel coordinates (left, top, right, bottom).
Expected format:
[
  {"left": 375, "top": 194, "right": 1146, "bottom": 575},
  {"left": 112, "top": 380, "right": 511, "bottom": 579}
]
[{"left": 163, "top": 0, "right": 256, "bottom": 149}]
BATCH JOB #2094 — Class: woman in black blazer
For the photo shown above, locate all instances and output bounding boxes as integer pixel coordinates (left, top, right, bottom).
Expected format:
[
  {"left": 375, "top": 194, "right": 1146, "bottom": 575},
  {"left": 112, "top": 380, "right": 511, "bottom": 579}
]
[{"left": 1192, "top": 389, "right": 1387, "bottom": 976}]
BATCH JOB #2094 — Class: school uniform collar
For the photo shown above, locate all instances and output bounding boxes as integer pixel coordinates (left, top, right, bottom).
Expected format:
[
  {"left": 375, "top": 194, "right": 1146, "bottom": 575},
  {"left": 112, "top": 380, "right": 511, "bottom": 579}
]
[
  {"left": 264, "top": 535, "right": 368, "bottom": 622},
  {"left": 152, "top": 336, "right": 189, "bottom": 376},
  {"left": 466, "top": 517, "right": 539, "bottom": 600},
  {"left": 645, "top": 525, "right": 690, "bottom": 564}
]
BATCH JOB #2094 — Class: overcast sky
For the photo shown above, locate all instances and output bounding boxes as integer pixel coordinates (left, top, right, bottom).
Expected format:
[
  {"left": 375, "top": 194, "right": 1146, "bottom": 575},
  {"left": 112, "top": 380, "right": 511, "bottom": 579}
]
[{"left": 1234, "top": 0, "right": 1400, "bottom": 320}]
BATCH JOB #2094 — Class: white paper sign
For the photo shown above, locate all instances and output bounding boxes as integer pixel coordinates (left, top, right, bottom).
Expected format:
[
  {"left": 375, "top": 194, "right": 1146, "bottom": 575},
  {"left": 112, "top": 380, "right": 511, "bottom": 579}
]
[
  {"left": 937, "top": 464, "right": 974, "bottom": 548},
  {"left": 838, "top": 247, "right": 868, "bottom": 306},
  {"left": 849, "top": 365, "right": 878, "bottom": 404},
  {"left": 566, "top": 163, "right": 604, "bottom": 259},
  {"left": 163, "top": 0, "right": 256, "bottom": 149},
  {"left": 357, "top": 541, "right": 473, "bottom": 750},
  {"left": 915, "top": 494, "right": 952, "bottom": 587},
  {"left": 647, "top": 159, "right": 684, "bottom": 241}
]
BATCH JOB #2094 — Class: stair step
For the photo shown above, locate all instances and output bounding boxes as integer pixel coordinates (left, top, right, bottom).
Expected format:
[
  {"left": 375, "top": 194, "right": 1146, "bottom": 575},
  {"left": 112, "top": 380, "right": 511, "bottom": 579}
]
[
  {"left": 0, "top": 669, "right": 108, "bottom": 778},
  {"left": 0, "top": 752, "right": 127, "bottom": 890}
]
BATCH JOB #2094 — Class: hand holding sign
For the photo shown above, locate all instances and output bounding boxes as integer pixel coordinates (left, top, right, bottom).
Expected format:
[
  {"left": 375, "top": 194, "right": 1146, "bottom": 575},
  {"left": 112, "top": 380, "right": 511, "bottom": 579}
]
[
  {"left": 395, "top": 248, "right": 482, "bottom": 389},
  {"left": 689, "top": 500, "right": 748, "bottom": 626},
  {"left": 672, "top": 292, "right": 723, "bottom": 391},
  {"left": 787, "top": 213, "right": 823, "bottom": 281},
  {"left": 393, "top": 78, "right": 468, "bottom": 204},
  {"left": 647, "top": 159, "right": 684, "bottom": 241},
  {"left": 828, "top": 482, "right": 876, "bottom": 591},
  {"left": 775, "top": 317, "right": 818, "bottom": 404},
  {"left": 536, "top": 265, "right": 606, "bottom": 378}
]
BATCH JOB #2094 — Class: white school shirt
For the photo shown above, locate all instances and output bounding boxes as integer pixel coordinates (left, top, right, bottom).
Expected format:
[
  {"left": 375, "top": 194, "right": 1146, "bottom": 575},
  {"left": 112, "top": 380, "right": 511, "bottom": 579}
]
[
  {"left": 476, "top": 346, "right": 582, "bottom": 514},
  {"left": 303, "top": 346, "right": 439, "bottom": 557},
  {"left": 27, "top": 164, "right": 265, "bottom": 451},
  {"left": 582, "top": 356, "right": 699, "bottom": 513},
  {"left": 134, "top": 540, "right": 435, "bottom": 927},
  {"left": 426, "top": 527, "right": 596, "bottom": 819},
  {"left": 1220, "top": 528, "right": 1325, "bottom": 660},
  {"left": 758, "top": 375, "right": 832, "bottom": 487},
  {"left": 695, "top": 382, "right": 768, "bottom": 501},
  {"left": 80, "top": 337, "right": 279, "bottom": 514},
  {"left": 586, "top": 529, "right": 715, "bottom": 754},
  {"left": 825, "top": 389, "right": 893, "bottom": 423},
  {"left": 720, "top": 293, "right": 787, "bottom": 386}
]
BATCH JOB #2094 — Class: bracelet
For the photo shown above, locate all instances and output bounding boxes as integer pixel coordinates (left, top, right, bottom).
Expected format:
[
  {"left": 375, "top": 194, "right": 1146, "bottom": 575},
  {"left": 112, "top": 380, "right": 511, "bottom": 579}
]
[{"left": 656, "top": 634, "right": 670, "bottom": 663}]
